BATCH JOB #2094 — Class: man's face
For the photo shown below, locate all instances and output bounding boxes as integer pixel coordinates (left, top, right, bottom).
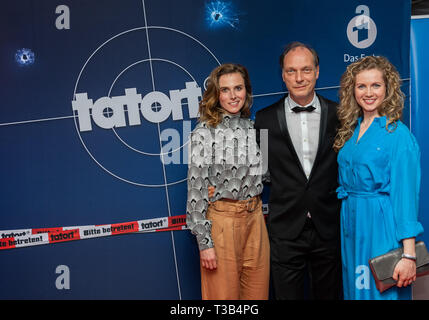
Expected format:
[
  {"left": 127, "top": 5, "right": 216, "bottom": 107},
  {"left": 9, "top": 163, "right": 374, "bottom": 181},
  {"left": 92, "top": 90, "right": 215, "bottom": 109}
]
[{"left": 282, "top": 47, "right": 319, "bottom": 106}]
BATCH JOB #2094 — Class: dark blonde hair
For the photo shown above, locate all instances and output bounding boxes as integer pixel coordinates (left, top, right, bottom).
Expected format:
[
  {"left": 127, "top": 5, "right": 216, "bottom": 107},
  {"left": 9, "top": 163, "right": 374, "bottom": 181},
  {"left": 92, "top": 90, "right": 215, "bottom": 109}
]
[
  {"left": 279, "top": 41, "right": 319, "bottom": 69},
  {"left": 333, "top": 56, "right": 404, "bottom": 152},
  {"left": 198, "top": 63, "right": 252, "bottom": 128}
]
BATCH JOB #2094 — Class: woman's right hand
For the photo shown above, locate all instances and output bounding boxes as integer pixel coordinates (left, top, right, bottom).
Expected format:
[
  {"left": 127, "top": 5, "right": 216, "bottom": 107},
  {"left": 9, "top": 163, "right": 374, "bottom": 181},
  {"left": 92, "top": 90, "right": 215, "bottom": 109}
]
[{"left": 200, "top": 248, "right": 217, "bottom": 270}]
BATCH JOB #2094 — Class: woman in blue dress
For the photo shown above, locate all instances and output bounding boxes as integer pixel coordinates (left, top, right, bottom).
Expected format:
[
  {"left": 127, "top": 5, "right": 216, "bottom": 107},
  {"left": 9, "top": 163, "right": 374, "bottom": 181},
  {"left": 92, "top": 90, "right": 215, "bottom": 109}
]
[{"left": 333, "top": 56, "right": 424, "bottom": 300}]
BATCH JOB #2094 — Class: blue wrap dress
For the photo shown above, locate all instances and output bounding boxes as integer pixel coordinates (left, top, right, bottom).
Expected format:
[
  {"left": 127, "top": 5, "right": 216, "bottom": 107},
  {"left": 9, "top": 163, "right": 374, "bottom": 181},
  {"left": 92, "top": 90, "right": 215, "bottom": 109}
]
[{"left": 337, "top": 116, "right": 423, "bottom": 300}]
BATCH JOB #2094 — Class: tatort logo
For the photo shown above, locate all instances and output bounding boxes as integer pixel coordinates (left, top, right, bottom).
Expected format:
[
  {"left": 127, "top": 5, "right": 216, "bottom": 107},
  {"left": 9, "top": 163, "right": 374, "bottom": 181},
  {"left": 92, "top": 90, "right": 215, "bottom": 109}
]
[
  {"left": 346, "top": 5, "right": 377, "bottom": 49},
  {"left": 72, "top": 82, "right": 201, "bottom": 132},
  {"left": 70, "top": 26, "right": 220, "bottom": 187}
]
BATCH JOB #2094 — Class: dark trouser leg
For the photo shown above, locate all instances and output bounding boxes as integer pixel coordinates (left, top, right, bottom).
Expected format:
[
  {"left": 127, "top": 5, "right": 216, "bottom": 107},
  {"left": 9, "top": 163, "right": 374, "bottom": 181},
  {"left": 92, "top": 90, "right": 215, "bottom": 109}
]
[
  {"left": 307, "top": 221, "right": 342, "bottom": 300},
  {"left": 270, "top": 219, "right": 342, "bottom": 300}
]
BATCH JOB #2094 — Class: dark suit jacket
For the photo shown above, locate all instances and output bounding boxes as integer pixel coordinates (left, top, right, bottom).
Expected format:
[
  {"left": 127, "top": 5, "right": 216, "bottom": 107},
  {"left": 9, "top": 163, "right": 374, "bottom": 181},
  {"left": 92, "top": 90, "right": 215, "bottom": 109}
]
[{"left": 255, "top": 94, "right": 341, "bottom": 240}]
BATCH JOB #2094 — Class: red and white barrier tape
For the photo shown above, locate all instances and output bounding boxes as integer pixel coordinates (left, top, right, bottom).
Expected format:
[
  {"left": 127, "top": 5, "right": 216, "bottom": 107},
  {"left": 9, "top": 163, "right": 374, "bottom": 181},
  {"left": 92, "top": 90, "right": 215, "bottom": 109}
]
[
  {"left": 0, "top": 215, "right": 187, "bottom": 250},
  {"left": 0, "top": 204, "right": 268, "bottom": 250}
]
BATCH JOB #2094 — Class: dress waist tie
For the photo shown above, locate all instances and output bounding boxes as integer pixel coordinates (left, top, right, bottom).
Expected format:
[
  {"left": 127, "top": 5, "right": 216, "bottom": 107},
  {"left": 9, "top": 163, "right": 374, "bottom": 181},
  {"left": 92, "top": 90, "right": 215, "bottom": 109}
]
[{"left": 336, "top": 186, "right": 388, "bottom": 200}]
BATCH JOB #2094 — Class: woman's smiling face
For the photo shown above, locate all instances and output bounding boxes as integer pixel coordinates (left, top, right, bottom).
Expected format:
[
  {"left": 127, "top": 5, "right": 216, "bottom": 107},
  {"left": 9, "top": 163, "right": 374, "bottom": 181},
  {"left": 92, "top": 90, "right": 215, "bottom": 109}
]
[{"left": 354, "top": 68, "right": 386, "bottom": 117}]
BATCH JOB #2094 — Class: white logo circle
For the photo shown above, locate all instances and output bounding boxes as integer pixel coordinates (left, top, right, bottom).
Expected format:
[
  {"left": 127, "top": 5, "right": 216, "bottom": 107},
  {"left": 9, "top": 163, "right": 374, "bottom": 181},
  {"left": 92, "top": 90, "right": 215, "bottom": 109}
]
[{"left": 346, "top": 7, "right": 377, "bottom": 49}]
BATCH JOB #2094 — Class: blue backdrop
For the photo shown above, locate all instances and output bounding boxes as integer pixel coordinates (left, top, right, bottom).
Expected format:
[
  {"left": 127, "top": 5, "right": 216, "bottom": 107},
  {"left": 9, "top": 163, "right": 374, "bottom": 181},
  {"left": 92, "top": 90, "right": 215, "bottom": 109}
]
[
  {"left": 411, "top": 16, "right": 429, "bottom": 247},
  {"left": 0, "top": 0, "right": 413, "bottom": 299}
]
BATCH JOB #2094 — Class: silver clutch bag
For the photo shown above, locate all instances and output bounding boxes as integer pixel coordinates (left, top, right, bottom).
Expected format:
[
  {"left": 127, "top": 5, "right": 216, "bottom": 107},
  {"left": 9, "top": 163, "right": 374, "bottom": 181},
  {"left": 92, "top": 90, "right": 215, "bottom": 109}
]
[{"left": 369, "top": 241, "right": 429, "bottom": 293}]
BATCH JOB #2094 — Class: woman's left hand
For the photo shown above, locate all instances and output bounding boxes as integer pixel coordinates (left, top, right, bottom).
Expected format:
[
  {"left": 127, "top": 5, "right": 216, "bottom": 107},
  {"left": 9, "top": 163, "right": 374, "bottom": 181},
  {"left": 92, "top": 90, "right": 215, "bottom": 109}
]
[{"left": 393, "top": 258, "right": 416, "bottom": 287}]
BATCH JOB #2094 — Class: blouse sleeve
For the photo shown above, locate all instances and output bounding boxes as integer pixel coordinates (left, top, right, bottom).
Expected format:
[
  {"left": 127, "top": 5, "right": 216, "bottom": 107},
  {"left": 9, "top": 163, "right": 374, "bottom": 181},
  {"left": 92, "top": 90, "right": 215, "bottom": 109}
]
[
  {"left": 185, "top": 127, "right": 213, "bottom": 251},
  {"left": 254, "top": 122, "right": 270, "bottom": 184},
  {"left": 389, "top": 129, "right": 424, "bottom": 242}
]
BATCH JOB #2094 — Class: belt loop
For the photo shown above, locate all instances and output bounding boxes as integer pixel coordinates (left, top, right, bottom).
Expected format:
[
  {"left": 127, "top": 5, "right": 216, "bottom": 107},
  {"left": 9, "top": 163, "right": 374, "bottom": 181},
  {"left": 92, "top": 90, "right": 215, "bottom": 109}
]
[{"left": 246, "top": 197, "right": 257, "bottom": 212}]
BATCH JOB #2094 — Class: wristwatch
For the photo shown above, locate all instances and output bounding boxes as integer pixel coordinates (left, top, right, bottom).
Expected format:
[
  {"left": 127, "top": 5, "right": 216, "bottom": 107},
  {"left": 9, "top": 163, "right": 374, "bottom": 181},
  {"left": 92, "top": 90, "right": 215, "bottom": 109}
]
[{"left": 401, "top": 253, "right": 417, "bottom": 261}]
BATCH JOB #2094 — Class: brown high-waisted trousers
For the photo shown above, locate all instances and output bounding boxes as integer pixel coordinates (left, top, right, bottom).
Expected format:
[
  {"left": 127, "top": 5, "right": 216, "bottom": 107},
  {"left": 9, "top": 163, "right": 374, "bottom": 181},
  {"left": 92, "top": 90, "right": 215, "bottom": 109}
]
[{"left": 200, "top": 196, "right": 270, "bottom": 300}]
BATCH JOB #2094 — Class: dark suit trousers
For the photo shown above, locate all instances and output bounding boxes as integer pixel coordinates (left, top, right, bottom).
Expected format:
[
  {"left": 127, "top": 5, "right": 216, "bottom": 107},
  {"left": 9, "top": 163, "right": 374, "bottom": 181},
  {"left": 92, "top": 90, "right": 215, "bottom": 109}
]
[{"left": 270, "top": 218, "right": 342, "bottom": 300}]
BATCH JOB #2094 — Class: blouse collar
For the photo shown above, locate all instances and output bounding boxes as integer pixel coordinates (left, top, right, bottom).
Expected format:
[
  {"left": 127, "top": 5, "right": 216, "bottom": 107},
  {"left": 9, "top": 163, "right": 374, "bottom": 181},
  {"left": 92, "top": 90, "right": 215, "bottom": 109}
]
[
  {"left": 358, "top": 115, "right": 386, "bottom": 128},
  {"left": 222, "top": 112, "right": 241, "bottom": 119}
]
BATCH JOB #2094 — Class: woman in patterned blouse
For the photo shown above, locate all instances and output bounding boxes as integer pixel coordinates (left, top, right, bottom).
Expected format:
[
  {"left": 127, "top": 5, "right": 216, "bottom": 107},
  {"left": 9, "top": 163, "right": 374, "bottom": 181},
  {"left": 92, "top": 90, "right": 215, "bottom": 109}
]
[{"left": 186, "top": 63, "right": 270, "bottom": 299}]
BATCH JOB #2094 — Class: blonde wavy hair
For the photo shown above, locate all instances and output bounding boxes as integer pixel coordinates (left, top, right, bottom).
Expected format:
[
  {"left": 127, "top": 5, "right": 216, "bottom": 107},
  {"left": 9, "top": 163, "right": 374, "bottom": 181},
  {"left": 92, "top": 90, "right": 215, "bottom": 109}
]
[
  {"left": 333, "top": 56, "right": 404, "bottom": 152},
  {"left": 198, "top": 63, "right": 252, "bottom": 128}
]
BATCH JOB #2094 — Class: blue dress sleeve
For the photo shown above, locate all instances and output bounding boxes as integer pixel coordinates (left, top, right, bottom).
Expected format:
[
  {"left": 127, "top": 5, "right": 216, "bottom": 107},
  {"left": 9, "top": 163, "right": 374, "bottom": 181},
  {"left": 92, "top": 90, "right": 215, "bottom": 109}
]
[{"left": 389, "top": 127, "right": 424, "bottom": 241}]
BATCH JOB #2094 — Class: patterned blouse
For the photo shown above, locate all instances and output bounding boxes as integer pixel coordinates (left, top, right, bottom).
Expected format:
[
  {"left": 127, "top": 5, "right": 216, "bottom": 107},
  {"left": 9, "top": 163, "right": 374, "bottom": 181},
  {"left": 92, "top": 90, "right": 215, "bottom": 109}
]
[{"left": 186, "top": 113, "right": 264, "bottom": 251}]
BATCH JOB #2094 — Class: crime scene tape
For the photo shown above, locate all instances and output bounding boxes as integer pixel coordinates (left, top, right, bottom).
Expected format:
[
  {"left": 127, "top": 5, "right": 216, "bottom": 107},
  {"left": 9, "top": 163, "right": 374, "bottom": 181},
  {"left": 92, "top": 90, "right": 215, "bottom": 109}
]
[
  {"left": 0, "top": 204, "right": 268, "bottom": 251},
  {"left": 0, "top": 215, "right": 187, "bottom": 250}
]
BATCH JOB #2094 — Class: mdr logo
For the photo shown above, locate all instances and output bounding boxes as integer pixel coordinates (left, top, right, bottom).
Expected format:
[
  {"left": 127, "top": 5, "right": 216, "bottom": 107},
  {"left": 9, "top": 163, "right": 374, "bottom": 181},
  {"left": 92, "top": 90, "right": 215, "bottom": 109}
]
[{"left": 71, "top": 26, "right": 221, "bottom": 187}]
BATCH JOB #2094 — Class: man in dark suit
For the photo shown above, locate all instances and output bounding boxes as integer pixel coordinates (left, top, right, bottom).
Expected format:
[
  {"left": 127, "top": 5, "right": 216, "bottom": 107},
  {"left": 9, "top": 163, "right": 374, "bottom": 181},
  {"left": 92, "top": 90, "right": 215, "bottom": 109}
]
[{"left": 255, "top": 42, "right": 342, "bottom": 299}]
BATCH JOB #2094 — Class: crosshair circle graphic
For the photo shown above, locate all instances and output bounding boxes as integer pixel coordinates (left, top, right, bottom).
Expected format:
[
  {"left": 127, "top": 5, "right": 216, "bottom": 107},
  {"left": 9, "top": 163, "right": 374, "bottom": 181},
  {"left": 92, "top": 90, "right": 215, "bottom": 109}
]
[
  {"left": 72, "top": 26, "right": 221, "bottom": 187},
  {"left": 108, "top": 58, "right": 198, "bottom": 156}
]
